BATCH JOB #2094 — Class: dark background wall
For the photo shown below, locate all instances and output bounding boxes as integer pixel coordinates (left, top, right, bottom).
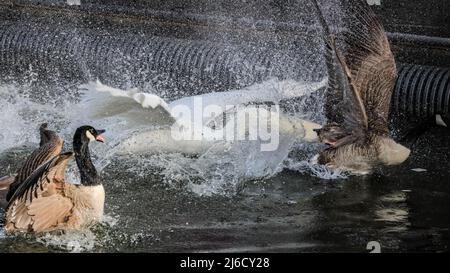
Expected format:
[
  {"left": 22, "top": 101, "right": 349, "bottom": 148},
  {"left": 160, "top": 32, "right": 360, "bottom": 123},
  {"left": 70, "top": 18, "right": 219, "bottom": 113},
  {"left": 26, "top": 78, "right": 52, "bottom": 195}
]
[
  {"left": 2, "top": 0, "right": 449, "bottom": 67},
  {"left": 370, "top": 0, "right": 449, "bottom": 38},
  {"left": 0, "top": 0, "right": 447, "bottom": 125},
  {"left": 370, "top": 0, "right": 449, "bottom": 67}
]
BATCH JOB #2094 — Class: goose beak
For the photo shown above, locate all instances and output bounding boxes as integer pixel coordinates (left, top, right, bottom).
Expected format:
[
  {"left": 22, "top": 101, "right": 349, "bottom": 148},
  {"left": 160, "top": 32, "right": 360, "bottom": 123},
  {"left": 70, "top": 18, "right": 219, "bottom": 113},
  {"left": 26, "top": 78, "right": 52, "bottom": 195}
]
[
  {"left": 95, "top": 135, "right": 105, "bottom": 143},
  {"left": 95, "top": 129, "right": 106, "bottom": 143}
]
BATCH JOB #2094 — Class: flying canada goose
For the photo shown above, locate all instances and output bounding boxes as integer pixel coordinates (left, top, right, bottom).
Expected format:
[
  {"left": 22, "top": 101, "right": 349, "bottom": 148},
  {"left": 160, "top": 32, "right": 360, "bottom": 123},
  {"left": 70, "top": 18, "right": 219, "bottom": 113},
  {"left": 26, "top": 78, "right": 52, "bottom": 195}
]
[
  {"left": 0, "top": 123, "right": 64, "bottom": 202},
  {"left": 4, "top": 125, "right": 105, "bottom": 233},
  {"left": 311, "top": 0, "right": 410, "bottom": 174}
]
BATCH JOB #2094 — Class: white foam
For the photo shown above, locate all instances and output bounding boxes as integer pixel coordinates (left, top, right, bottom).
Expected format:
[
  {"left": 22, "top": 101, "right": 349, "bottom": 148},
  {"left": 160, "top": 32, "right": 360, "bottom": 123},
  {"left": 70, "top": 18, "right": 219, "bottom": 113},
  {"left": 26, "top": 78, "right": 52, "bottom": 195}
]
[
  {"left": 284, "top": 157, "right": 348, "bottom": 180},
  {"left": 33, "top": 213, "right": 119, "bottom": 252},
  {"left": 36, "top": 230, "right": 97, "bottom": 253}
]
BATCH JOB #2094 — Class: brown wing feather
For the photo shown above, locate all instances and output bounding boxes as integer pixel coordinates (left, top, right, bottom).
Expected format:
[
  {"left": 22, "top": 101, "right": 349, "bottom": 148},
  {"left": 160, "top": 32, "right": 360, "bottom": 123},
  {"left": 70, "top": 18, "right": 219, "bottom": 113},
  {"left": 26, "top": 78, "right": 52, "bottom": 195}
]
[
  {"left": 333, "top": 37, "right": 369, "bottom": 130},
  {"left": 311, "top": 0, "right": 369, "bottom": 134},
  {"left": 6, "top": 125, "right": 63, "bottom": 201},
  {"left": 5, "top": 152, "right": 75, "bottom": 233},
  {"left": 337, "top": 0, "right": 397, "bottom": 132},
  {"left": 313, "top": 0, "right": 396, "bottom": 134}
]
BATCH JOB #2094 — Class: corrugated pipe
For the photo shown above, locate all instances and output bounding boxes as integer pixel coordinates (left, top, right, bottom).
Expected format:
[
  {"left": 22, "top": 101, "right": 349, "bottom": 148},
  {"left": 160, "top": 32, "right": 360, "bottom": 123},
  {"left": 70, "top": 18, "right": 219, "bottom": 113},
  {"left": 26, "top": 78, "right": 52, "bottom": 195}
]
[{"left": 393, "top": 64, "right": 450, "bottom": 119}]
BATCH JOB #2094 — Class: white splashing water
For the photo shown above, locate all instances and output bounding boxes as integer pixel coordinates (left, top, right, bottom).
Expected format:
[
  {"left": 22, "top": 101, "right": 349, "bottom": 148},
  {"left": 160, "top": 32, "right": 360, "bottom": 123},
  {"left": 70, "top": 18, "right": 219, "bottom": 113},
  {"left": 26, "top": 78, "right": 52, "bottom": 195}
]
[
  {"left": 0, "top": 85, "right": 52, "bottom": 150},
  {"left": 284, "top": 157, "right": 348, "bottom": 180},
  {"left": 33, "top": 213, "right": 119, "bottom": 252},
  {"left": 36, "top": 230, "right": 97, "bottom": 252},
  {"left": 0, "top": 84, "right": 82, "bottom": 149},
  {"left": 0, "top": 79, "right": 342, "bottom": 197}
]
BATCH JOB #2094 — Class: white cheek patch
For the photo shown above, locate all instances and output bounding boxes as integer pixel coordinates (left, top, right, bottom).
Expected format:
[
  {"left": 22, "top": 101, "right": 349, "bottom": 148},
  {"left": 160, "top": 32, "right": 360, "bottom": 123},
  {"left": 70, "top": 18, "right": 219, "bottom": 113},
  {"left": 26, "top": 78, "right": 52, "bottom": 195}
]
[
  {"left": 86, "top": 131, "right": 96, "bottom": 142},
  {"left": 378, "top": 139, "right": 411, "bottom": 165}
]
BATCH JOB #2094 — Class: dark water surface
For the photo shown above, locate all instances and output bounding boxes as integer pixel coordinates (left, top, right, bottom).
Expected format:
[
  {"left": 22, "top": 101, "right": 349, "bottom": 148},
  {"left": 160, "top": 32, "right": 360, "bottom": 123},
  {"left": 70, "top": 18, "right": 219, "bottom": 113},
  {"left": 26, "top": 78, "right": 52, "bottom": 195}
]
[{"left": 0, "top": 126, "right": 448, "bottom": 253}]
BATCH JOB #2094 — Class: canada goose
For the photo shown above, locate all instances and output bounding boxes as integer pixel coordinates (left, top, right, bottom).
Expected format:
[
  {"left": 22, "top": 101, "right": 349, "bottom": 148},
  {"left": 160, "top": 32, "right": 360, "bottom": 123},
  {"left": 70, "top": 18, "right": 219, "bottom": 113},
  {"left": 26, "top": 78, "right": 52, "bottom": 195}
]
[
  {"left": 5, "top": 126, "right": 105, "bottom": 233},
  {"left": 2, "top": 123, "right": 64, "bottom": 202},
  {"left": 311, "top": 0, "right": 410, "bottom": 174}
]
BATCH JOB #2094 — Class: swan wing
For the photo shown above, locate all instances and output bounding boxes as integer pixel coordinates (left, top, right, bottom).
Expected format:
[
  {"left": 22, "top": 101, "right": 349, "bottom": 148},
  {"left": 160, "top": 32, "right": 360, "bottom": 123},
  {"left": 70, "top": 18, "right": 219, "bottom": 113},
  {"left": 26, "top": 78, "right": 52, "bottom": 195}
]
[{"left": 79, "top": 81, "right": 176, "bottom": 127}]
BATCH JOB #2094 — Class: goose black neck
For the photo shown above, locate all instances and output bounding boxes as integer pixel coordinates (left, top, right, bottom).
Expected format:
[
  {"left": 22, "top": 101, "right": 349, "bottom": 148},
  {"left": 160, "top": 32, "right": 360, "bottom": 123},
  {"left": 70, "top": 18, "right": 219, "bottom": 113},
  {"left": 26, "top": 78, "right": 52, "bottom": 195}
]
[{"left": 73, "top": 136, "right": 101, "bottom": 186}]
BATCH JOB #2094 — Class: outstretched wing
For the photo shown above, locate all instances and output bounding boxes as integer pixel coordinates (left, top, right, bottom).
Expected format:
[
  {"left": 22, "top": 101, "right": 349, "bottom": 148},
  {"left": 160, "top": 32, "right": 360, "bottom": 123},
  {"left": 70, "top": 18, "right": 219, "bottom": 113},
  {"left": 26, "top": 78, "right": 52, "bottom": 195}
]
[
  {"left": 38, "top": 123, "right": 62, "bottom": 147},
  {"left": 79, "top": 81, "right": 176, "bottom": 127},
  {"left": 311, "top": 0, "right": 368, "bottom": 133},
  {"left": 6, "top": 123, "right": 64, "bottom": 201},
  {"left": 339, "top": 0, "right": 397, "bottom": 131},
  {"left": 6, "top": 152, "right": 74, "bottom": 233},
  {"left": 6, "top": 125, "right": 64, "bottom": 202},
  {"left": 312, "top": 0, "right": 396, "bottom": 134}
]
